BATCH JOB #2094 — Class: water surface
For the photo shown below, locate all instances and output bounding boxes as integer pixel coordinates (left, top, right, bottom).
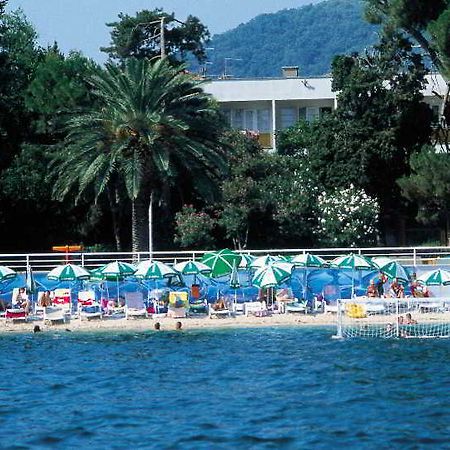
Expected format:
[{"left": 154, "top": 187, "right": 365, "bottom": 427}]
[{"left": 1, "top": 327, "right": 449, "bottom": 449}]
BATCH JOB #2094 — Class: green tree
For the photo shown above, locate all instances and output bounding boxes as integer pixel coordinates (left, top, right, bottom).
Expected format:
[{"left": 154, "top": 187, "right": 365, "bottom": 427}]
[
  {"left": 398, "top": 145, "right": 450, "bottom": 243},
  {"left": 365, "top": 0, "right": 450, "bottom": 130},
  {"left": 101, "top": 9, "right": 210, "bottom": 64},
  {"left": 174, "top": 205, "right": 216, "bottom": 249},
  {"left": 278, "top": 31, "right": 433, "bottom": 243},
  {"left": 25, "top": 47, "right": 98, "bottom": 138},
  {"left": 53, "top": 58, "right": 227, "bottom": 252}
]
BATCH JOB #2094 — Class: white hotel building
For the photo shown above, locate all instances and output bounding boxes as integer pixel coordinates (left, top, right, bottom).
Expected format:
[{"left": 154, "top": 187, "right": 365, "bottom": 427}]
[{"left": 204, "top": 68, "right": 447, "bottom": 151}]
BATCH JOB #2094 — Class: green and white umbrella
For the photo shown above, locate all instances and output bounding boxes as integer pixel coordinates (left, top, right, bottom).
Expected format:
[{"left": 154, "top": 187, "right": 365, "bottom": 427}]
[
  {"left": 291, "top": 253, "right": 327, "bottom": 299},
  {"left": 250, "top": 254, "right": 282, "bottom": 269},
  {"left": 0, "top": 265, "right": 16, "bottom": 282},
  {"left": 331, "top": 254, "right": 373, "bottom": 271},
  {"left": 95, "top": 261, "right": 136, "bottom": 299},
  {"left": 237, "top": 253, "right": 255, "bottom": 269},
  {"left": 135, "top": 260, "right": 176, "bottom": 280},
  {"left": 252, "top": 262, "right": 293, "bottom": 289},
  {"left": 331, "top": 253, "right": 374, "bottom": 298},
  {"left": 417, "top": 269, "right": 450, "bottom": 286},
  {"left": 173, "top": 260, "right": 211, "bottom": 276},
  {"left": 47, "top": 263, "right": 90, "bottom": 281},
  {"left": 201, "top": 248, "right": 240, "bottom": 278},
  {"left": 99, "top": 261, "right": 137, "bottom": 278},
  {"left": 372, "top": 257, "right": 409, "bottom": 283},
  {"left": 291, "top": 253, "right": 327, "bottom": 268}
]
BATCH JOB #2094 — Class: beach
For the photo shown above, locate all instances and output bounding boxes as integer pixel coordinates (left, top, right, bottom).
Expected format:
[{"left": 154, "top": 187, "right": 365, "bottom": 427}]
[{"left": 1, "top": 312, "right": 337, "bottom": 333}]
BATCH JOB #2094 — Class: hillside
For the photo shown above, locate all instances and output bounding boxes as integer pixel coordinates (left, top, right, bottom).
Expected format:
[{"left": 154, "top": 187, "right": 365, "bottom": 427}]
[{"left": 201, "top": 0, "right": 378, "bottom": 78}]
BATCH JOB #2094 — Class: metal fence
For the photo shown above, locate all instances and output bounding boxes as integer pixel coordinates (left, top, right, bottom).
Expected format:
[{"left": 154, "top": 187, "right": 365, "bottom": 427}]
[{"left": 2, "top": 246, "right": 450, "bottom": 272}]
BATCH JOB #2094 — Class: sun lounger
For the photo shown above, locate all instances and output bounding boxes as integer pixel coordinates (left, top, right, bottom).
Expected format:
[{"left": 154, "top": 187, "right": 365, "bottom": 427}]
[
  {"left": 125, "top": 292, "right": 147, "bottom": 319},
  {"left": 79, "top": 302, "right": 103, "bottom": 321},
  {"left": 208, "top": 299, "right": 232, "bottom": 318},
  {"left": 52, "top": 289, "right": 72, "bottom": 318},
  {"left": 168, "top": 292, "right": 188, "bottom": 318},
  {"left": 188, "top": 299, "right": 208, "bottom": 316},
  {"left": 5, "top": 308, "right": 27, "bottom": 323},
  {"left": 285, "top": 300, "right": 308, "bottom": 314},
  {"left": 43, "top": 306, "right": 70, "bottom": 324},
  {"left": 244, "top": 301, "right": 268, "bottom": 317}
]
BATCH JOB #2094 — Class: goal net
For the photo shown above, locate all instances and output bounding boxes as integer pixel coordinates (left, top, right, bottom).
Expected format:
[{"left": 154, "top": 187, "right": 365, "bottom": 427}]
[{"left": 335, "top": 298, "right": 450, "bottom": 339}]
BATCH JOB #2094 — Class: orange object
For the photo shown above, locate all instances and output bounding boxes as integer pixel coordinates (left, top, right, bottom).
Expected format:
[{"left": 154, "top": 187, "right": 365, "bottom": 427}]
[
  {"left": 191, "top": 284, "right": 200, "bottom": 299},
  {"left": 52, "top": 245, "right": 83, "bottom": 252}
]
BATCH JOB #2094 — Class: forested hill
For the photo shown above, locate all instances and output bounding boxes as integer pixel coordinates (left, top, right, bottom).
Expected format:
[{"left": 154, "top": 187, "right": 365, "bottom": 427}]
[{"left": 202, "top": 0, "right": 378, "bottom": 78}]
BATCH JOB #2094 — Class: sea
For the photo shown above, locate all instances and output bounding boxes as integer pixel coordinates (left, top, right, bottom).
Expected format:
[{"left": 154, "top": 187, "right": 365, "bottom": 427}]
[{"left": 1, "top": 327, "right": 449, "bottom": 449}]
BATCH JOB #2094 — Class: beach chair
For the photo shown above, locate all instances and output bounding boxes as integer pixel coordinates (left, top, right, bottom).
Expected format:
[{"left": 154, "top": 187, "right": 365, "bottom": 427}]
[
  {"left": 168, "top": 291, "right": 189, "bottom": 318},
  {"left": 244, "top": 301, "right": 268, "bottom": 317},
  {"left": 125, "top": 292, "right": 148, "bottom": 319},
  {"left": 208, "top": 299, "right": 232, "bottom": 318},
  {"left": 6, "top": 288, "right": 29, "bottom": 323},
  {"left": 53, "top": 289, "right": 72, "bottom": 314},
  {"left": 5, "top": 308, "right": 27, "bottom": 323},
  {"left": 43, "top": 306, "right": 70, "bottom": 324},
  {"left": 79, "top": 302, "right": 103, "bottom": 321},
  {"left": 285, "top": 299, "right": 308, "bottom": 314},
  {"left": 188, "top": 298, "right": 208, "bottom": 316},
  {"left": 34, "top": 291, "right": 46, "bottom": 316}
]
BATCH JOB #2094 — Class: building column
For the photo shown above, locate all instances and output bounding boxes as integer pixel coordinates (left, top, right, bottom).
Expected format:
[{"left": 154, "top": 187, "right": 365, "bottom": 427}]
[{"left": 272, "top": 99, "right": 277, "bottom": 152}]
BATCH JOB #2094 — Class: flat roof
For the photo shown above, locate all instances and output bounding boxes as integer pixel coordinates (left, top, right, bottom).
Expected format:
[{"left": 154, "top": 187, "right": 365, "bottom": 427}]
[{"left": 204, "top": 74, "right": 447, "bottom": 102}]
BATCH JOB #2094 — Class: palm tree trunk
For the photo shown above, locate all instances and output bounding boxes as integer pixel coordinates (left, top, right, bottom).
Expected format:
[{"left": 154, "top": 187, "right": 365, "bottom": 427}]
[
  {"left": 131, "top": 190, "right": 150, "bottom": 253},
  {"left": 106, "top": 186, "right": 122, "bottom": 251}
]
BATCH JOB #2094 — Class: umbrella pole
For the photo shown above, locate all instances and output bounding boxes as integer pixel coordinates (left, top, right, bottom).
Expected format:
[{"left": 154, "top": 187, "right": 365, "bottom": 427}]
[{"left": 352, "top": 268, "right": 355, "bottom": 298}]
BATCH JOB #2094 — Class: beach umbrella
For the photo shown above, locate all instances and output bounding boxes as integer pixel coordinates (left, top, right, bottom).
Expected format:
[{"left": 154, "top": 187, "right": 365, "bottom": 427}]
[
  {"left": 135, "top": 260, "right": 176, "bottom": 280},
  {"left": 96, "top": 261, "right": 137, "bottom": 299},
  {"left": 417, "top": 269, "right": 450, "bottom": 286},
  {"left": 47, "top": 263, "right": 90, "bottom": 281},
  {"left": 237, "top": 253, "right": 255, "bottom": 269},
  {"left": 331, "top": 253, "right": 374, "bottom": 298},
  {"left": 291, "top": 253, "right": 327, "bottom": 268},
  {"left": 0, "top": 265, "right": 16, "bottom": 282},
  {"left": 201, "top": 248, "right": 240, "bottom": 278},
  {"left": 229, "top": 261, "right": 241, "bottom": 303},
  {"left": 252, "top": 262, "right": 293, "bottom": 289},
  {"left": 99, "top": 261, "right": 136, "bottom": 278},
  {"left": 25, "top": 266, "right": 37, "bottom": 297},
  {"left": 174, "top": 260, "right": 211, "bottom": 285},
  {"left": 250, "top": 254, "right": 282, "bottom": 269},
  {"left": 372, "top": 258, "right": 409, "bottom": 283},
  {"left": 173, "top": 260, "right": 211, "bottom": 276},
  {"left": 291, "top": 253, "right": 327, "bottom": 299}
]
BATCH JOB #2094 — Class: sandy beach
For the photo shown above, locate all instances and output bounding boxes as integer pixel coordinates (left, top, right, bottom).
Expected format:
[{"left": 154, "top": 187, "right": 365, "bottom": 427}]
[{"left": 0, "top": 313, "right": 337, "bottom": 334}]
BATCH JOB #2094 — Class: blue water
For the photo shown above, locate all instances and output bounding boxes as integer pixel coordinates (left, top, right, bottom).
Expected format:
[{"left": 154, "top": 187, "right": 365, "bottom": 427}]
[{"left": 1, "top": 327, "right": 449, "bottom": 449}]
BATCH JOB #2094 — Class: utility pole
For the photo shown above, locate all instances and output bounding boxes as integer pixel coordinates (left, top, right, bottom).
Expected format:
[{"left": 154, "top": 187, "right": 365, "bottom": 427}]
[{"left": 160, "top": 16, "right": 166, "bottom": 59}]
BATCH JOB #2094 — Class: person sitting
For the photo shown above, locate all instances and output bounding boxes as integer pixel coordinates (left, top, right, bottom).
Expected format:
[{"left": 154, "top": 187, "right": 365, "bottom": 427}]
[
  {"left": 39, "top": 290, "right": 53, "bottom": 307},
  {"left": 389, "top": 278, "right": 404, "bottom": 298},
  {"left": 422, "top": 286, "right": 431, "bottom": 298},
  {"left": 404, "top": 313, "right": 417, "bottom": 324},
  {"left": 410, "top": 281, "right": 420, "bottom": 298},
  {"left": 366, "top": 279, "right": 378, "bottom": 298},
  {"left": 14, "top": 287, "right": 31, "bottom": 313},
  {"left": 212, "top": 297, "right": 227, "bottom": 311}
]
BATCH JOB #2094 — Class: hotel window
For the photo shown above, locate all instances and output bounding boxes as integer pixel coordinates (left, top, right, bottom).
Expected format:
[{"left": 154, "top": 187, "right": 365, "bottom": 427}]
[
  {"left": 257, "top": 109, "right": 270, "bottom": 132},
  {"left": 280, "top": 107, "right": 297, "bottom": 129},
  {"left": 245, "top": 110, "right": 256, "bottom": 130},
  {"left": 233, "top": 109, "right": 244, "bottom": 129},
  {"left": 222, "top": 109, "right": 232, "bottom": 126},
  {"left": 299, "top": 107, "right": 320, "bottom": 123}
]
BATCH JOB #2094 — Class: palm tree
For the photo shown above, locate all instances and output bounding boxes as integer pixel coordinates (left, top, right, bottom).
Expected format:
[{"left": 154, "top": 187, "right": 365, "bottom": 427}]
[{"left": 53, "top": 58, "right": 227, "bottom": 252}]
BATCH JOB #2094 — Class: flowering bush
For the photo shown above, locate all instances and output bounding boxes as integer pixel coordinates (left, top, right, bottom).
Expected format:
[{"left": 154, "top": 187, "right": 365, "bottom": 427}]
[
  {"left": 174, "top": 205, "right": 216, "bottom": 249},
  {"left": 313, "top": 185, "right": 379, "bottom": 247}
]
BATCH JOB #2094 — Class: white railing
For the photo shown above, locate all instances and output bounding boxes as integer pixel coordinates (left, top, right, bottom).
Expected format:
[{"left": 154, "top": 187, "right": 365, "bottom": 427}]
[{"left": 1, "top": 246, "right": 450, "bottom": 271}]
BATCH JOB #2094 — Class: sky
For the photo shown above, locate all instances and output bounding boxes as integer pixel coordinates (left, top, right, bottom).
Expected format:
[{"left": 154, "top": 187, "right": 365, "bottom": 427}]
[{"left": 7, "top": 0, "right": 321, "bottom": 61}]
